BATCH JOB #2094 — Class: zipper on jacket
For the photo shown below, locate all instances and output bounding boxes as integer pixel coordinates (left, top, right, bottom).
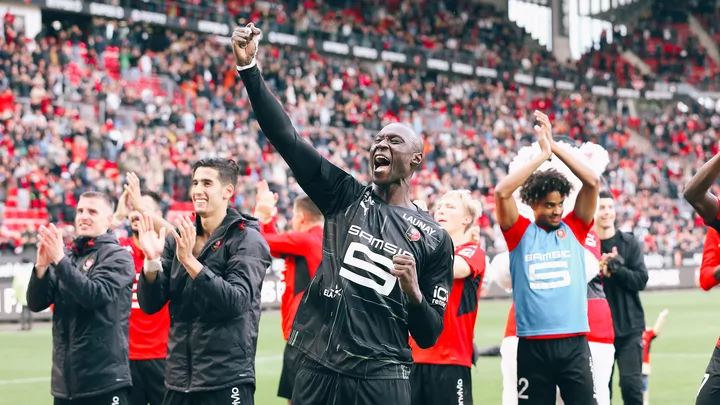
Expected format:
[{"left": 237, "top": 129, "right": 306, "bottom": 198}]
[
  {"left": 185, "top": 316, "right": 193, "bottom": 392},
  {"left": 65, "top": 284, "right": 73, "bottom": 400},
  {"left": 185, "top": 221, "right": 237, "bottom": 392},
  {"left": 183, "top": 220, "right": 237, "bottom": 392}
]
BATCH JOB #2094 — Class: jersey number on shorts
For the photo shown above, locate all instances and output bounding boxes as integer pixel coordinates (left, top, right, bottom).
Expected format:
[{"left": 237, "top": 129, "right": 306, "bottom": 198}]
[
  {"left": 518, "top": 377, "right": 529, "bottom": 400},
  {"left": 528, "top": 261, "right": 571, "bottom": 290},
  {"left": 339, "top": 242, "right": 398, "bottom": 296}
]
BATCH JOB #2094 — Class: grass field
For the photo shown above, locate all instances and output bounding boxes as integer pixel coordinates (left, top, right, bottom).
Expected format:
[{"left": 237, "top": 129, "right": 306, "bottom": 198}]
[{"left": 0, "top": 289, "right": 718, "bottom": 405}]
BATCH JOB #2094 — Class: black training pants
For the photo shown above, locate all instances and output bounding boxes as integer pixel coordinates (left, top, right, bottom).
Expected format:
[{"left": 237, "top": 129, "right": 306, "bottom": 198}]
[{"left": 609, "top": 333, "right": 644, "bottom": 405}]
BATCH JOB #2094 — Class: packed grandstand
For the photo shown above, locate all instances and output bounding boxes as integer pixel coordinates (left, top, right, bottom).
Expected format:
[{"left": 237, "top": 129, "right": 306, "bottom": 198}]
[{"left": 0, "top": 0, "right": 718, "bottom": 261}]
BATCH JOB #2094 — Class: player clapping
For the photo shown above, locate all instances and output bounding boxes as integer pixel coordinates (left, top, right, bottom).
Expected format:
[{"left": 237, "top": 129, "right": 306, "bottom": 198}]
[
  {"left": 136, "top": 159, "right": 272, "bottom": 405},
  {"left": 111, "top": 172, "right": 172, "bottom": 405}
]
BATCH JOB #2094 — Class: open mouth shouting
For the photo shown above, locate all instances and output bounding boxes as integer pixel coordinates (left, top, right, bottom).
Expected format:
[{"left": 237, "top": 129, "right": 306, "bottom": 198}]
[{"left": 373, "top": 154, "right": 391, "bottom": 174}]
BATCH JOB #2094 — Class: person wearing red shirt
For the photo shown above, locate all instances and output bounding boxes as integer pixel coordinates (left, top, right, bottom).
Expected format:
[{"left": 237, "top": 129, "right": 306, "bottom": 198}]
[
  {"left": 409, "top": 190, "right": 486, "bottom": 405},
  {"left": 682, "top": 152, "right": 720, "bottom": 405},
  {"left": 253, "top": 181, "right": 323, "bottom": 404},
  {"left": 641, "top": 309, "right": 669, "bottom": 405},
  {"left": 111, "top": 173, "right": 171, "bottom": 405}
]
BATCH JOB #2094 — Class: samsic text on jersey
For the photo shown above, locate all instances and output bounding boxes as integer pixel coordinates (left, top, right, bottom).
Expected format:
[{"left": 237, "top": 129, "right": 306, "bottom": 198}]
[
  {"left": 410, "top": 241, "right": 486, "bottom": 367},
  {"left": 288, "top": 187, "right": 454, "bottom": 379}
]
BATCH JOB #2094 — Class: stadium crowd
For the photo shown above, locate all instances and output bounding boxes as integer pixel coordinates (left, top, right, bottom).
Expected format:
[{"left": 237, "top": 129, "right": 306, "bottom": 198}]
[{"left": 0, "top": 0, "right": 719, "bottom": 258}]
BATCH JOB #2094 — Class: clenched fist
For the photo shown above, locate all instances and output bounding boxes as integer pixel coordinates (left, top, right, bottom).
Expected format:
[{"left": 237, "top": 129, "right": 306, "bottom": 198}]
[{"left": 232, "top": 23, "right": 262, "bottom": 67}]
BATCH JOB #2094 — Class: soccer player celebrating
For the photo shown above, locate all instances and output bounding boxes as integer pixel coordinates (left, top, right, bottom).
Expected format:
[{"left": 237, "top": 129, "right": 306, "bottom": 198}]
[
  {"left": 111, "top": 173, "right": 172, "bottom": 405},
  {"left": 233, "top": 24, "right": 454, "bottom": 405},
  {"left": 252, "top": 180, "right": 324, "bottom": 404},
  {"left": 683, "top": 152, "right": 720, "bottom": 405},
  {"left": 409, "top": 190, "right": 486, "bottom": 405},
  {"left": 137, "top": 159, "right": 272, "bottom": 405},
  {"left": 494, "top": 111, "right": 600, "bottom": 404}
]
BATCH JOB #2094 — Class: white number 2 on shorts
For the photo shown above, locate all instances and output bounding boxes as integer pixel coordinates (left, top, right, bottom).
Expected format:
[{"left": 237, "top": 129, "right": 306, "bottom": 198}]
[
  {"left": 698, "top": 373, "right": 710, "bottom": 397},
  {"left": 518, "top": 377, "right": 530, "bottom": 400}
]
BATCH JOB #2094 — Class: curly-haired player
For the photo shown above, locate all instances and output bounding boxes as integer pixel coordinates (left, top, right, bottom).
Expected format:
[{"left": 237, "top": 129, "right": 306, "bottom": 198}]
[
  {"left": 494, "top": 110, "right": 600, "bottom": 405},
  {"left": 519, "top": 169, "right": 574, "bottom": 211}
]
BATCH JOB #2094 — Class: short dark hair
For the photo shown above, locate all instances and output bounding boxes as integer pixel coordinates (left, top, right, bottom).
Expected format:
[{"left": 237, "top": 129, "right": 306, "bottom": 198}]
[
  {"left": 294, "top": 195, "right": 323, "bottom": 221},
  {"left": 142, "top": 189, "right": 163, "bottom": 209},
  {"left": 142, "top": 189, "right": 162, "bottom": 205},
  {"left": 192, "top": 158, "right": 240, "bottom": 188},
  {"left": 519, "top": 168, "right": 573, "bottom": 206},
  {"left": 79, "top": 191, "right": 115, "bottom": 211},
  {"left": 599, "top": 191, "right": 614, "bottom": 200}
]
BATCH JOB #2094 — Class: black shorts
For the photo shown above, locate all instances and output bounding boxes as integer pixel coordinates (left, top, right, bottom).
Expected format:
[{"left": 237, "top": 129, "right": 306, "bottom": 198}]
[
  {"left": 130, "top": 359, "right": 166, "bottom": 405},
  {"left": 517, "top": 335, "right": 597, "bottom": 405},
  {"left": 162, "top": 384, "right": 254, "bottom": 405},
  {"left": 696, "top": 346, "right": 720, "bottom": 405},
  {"left": 54, "top": 388, "right": 130, "bottom": 405},
  {"left": 410, "top": 363, "right": 472, "bottom": 405},
  {"left": 291, "top": 357, "right": 411, "bottom": 405},
  {"left": 278, "top": 343, "right": 304, "bottom": 399}
]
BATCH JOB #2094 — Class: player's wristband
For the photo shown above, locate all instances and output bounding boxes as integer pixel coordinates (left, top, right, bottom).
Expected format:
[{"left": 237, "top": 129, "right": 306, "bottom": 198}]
[
  {"left": 111, "top": 216, "right": 124, "bottom": 229},
  {"left": 236, "top": 59, "right": 257, "bottom": 71},
  {"left": 144, "top": 258, "right": 162, "bottom": 273}
]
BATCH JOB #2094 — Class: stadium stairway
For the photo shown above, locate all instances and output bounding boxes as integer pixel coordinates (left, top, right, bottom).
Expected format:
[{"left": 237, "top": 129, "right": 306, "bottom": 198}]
[
  {"left": 688, "top": 14, "right": 720, "bottom": 66},
  {"left": 2, "top": 187, "right": 49, "bottom": 232}
]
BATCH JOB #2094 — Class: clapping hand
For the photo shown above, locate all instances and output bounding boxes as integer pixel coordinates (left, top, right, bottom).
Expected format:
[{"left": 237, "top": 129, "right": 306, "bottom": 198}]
[
  {"left": 600, "top": 247, "right": 622, "bottom": 277},
  {"left": 535, "top": 112, "right": 552, "bottom": 159},
  {"left": 35, "top": 229, "right": 53, "bottom": 271},
  {"left": 114, "top": 190, "right": 131, "bottom": 222},
  {"left": 37, "top": 224, "right": 66, "bottom": 265},
  {"left": 138, "top": 213, "right": 167, "bottom": 261},
  {"left": 170, "top": 216, "right": 197, "bottom": 265},
  {"left": 124, "top": 172, "right": 144, "bottom": 212}
]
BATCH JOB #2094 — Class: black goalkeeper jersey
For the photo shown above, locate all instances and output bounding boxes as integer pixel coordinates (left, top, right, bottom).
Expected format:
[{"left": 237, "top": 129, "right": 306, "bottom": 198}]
[{"left": 239, "top": 65, "right": 455, "bottom": 379}]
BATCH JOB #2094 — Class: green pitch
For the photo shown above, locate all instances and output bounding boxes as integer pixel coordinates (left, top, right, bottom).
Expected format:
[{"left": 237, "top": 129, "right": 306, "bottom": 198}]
[{"left": 0, "top": 289, "right": 717, "bottom": 405}]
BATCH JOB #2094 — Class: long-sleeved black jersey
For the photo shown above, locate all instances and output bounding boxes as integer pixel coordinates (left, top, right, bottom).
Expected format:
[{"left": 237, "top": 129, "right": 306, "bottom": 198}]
[{"left": 239, "top": 65, "right": 454, "bottom": 379}]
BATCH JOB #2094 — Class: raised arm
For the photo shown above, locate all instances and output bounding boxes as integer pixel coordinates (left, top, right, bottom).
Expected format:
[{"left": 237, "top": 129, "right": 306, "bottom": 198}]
[
  {"left": 684, "top": 153, "right": 720, "bottom": 226},
  {"left": 540, "top": 112, "right": 599, "bottom": 224},
  {"left": 138, "top": 235, "right": 174, "bottom": 314},
  {"left": 233, "top": 25, "right": 364, "bottom": 215},
  {"left": 137, "top": 214, "right": 173, "bottom": 314},
  {"left": 494, "top": 121, "right": 552, "bottom": 231}
]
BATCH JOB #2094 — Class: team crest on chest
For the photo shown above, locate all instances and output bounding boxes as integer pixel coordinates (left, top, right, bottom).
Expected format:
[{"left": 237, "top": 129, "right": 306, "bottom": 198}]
[
  {"left": 556, "top": 229, "right": 566, "bottom": 239},
  {"left": 405, "top": 226, "right": 421, "bottom": 242},
  {"left": 83, "top": 258, "right": 95, "bottom": 271}
]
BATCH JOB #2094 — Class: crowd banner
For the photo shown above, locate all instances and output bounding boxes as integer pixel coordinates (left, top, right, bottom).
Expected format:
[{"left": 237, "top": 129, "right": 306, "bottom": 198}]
[{"left": 15, "top": 0, "right": 720, "bottom": 103}]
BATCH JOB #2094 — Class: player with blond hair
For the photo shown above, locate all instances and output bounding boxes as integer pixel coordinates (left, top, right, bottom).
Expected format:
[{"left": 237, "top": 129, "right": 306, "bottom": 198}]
[{"left": 410, "top": 190, "right": 487, "bottom": 405}]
